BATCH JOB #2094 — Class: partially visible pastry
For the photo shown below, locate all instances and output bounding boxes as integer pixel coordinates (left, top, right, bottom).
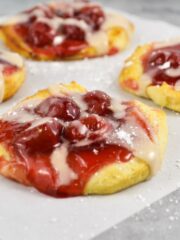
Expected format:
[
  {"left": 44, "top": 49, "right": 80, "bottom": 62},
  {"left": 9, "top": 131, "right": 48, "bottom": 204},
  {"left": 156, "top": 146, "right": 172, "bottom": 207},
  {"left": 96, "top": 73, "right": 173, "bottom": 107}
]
[
  {"left": 0, "top": 50, "right": 25, "bottom": 101},
  {"left": 0, "top": 82, "right": 167, "bottom": 197},
  {"left": 0, "top": 0, "right": 134, "bottom": 60},
  {"left": 119, "top": 39, "right": 180, "bottom": 112}
]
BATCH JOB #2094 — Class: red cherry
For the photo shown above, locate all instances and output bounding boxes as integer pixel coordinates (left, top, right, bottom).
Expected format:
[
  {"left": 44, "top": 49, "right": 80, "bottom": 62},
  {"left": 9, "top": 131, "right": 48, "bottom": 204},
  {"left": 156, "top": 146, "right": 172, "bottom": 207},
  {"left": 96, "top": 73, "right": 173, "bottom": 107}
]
[
  {"left": 83, "top": 90, "right": 111, "bottom": 116},
  {"left": 168, "top": 53, "right": 180, "bottom": 68},
  {"left": 26, "top": 22, "right": 54, "bottom": 47},
  {"left": 81, "top": 115, "right": 104, "bottom": 131},
  {"left": 35, "top": 97, "right": 80, "bottom": 121},
  {"left": 15, "top": 23, "right": 29, "bottom": 38},
  {"left": 15, "top": 120, "right": 62, "bottom": 153},
  {"left": 64, "top": 122, "right": 86, "bottom": 142},
  {"left": 59, "top": 24, "right": 85, "bottom": 41},
  {"left": 81, "top": 115, "right": 110, "bottom": 141},
  {"left": 75, "top": 6, "right": 105, "bottom": 30},
  {"left": 144, "top": 44, "right": 180, "bottom": 87},
  {"left": 3, "top": 66, "right": 18, "bottom": 76},
  {"left": 149, "top": 52, "right": 166, "bottom": 67},
  {"left": 148, "top": 49, "right": 180, "bottom": 69}
]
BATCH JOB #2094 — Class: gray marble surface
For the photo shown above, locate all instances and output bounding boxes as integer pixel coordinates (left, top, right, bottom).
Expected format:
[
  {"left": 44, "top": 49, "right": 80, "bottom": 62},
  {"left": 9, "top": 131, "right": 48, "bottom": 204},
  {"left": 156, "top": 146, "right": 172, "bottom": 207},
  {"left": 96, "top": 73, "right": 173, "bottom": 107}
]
[
  {"left": 0, "top": 1, "right": 180, "bottom": 240},
  {"left": 94, "top": 188, "right": 180, "bottom": 240}
]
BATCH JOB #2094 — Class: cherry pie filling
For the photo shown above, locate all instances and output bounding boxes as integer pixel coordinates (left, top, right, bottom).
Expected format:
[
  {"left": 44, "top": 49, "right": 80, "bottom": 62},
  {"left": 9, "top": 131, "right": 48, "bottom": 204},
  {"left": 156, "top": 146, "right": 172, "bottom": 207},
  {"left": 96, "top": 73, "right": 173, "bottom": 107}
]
[
  {"left": 143, "top": 44, "right": 180, "bottom": 87},
  {"left": 0, "top": 59, "right": 18, "bottom": 76},
  {"left": 14, "top": 2, "right": 106, "bottom": 58},
  {"left": 0, "top": 90, "right": 153, "bottom": 197}
]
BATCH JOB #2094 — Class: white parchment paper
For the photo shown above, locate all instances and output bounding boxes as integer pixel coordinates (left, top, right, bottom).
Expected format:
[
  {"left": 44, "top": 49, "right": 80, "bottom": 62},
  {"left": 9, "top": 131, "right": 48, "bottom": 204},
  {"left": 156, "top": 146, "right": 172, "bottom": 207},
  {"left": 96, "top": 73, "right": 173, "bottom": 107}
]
[{"left": 0, "top": 11, "right": 180, "bottom": 240}]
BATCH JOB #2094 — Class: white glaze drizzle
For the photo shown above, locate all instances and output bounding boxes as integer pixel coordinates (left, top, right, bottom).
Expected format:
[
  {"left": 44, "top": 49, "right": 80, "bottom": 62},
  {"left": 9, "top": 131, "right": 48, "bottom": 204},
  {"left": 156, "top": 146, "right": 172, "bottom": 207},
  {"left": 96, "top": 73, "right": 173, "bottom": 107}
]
[
  {"left": 109, "top": 98, "right": 126, "bottom": 119},
  {"left": 51, "top": 144, "right": 78, "bottom": 186},
  {"left": 38, "top": 16, "right": 89, "bottom": 34},
  {"left": 72, "top": 93, "right": 88, "bottom": 112},
  {"left": 138, "top": 73, "right": 152, "bottom": 96},
  {"left": 110, "top": 114, "right": 160, "bottom": 175},
  {"left": 3, "top": 107, "right": 39, "bottom": 123},
  {"left": 53, "top": 35, "right": 64, "bottom": 45},
  {"left": 70, "top": 120, "right": 88, "bottom": 135},
  {"left": 166, "top": 68, "right": 180, "bottom": 78},
  {"left": 0, "top": 50, "right": 24, "bottom": 103},
  {"left": 154, "top": 38, "right": 180, "bottom": 49},
  {"left": 27, "top": 117, "right": 57, "bottom": 130},
  {"left": 2, "top": 98, "right": 42, "bottom": 123},
  {"left": 86, "top": 30, "right": 109, "bottom": 54},
  {"left": 0, "top": 51, "right": 24, "bottom": 68}
]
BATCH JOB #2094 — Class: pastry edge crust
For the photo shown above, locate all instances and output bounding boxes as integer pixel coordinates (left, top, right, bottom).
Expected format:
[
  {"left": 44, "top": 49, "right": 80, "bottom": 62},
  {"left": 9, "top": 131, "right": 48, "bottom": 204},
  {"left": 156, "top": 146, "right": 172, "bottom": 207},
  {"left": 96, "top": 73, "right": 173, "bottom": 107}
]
[{"left": 3, "top": 65, "right": 25, "bottom": 101}]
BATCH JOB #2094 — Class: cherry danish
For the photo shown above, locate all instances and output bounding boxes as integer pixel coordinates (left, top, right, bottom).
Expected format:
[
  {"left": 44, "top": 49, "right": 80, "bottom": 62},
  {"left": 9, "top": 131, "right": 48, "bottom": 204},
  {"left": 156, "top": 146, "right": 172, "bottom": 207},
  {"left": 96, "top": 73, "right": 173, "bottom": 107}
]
[
  {"left": 0, "top": 1, "right": 134, "bottom": 60},
  {"left": 0, "top": 82, "right": 167, "bottom": 197}
]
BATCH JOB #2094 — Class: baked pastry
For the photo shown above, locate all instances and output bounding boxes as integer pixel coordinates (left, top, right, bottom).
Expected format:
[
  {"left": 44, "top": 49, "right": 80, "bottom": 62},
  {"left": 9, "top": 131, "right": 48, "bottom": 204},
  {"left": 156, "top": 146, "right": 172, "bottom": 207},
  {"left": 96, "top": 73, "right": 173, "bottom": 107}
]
[
  {"left": 119, "top": 39, "right": 180, "bottom": 112},
  {"left": 0, "top": 0, "right": 134, "bottom": 60},
  {"left": 0, "top": 82, "right": 167, "bottom": 197},
  {"left": 0, "top": 50, "right": 25, "bottom": 101}
]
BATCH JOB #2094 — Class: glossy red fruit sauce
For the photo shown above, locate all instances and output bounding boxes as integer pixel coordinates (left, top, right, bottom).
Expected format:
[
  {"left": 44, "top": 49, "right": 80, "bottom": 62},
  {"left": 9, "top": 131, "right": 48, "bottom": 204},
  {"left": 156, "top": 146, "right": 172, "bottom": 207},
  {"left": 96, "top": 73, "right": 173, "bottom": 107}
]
[
  {"left": 0, "top": 59, "right": 18, "bottom": 76},
  {"left": 143, "top": 44, "right": 180, "bottom": 86},
  {"left": 0, "top": 91, "right": 152, "bottom": 197},
  {"left": 14, "top": 2, "right": 106, "bottom": 58}
]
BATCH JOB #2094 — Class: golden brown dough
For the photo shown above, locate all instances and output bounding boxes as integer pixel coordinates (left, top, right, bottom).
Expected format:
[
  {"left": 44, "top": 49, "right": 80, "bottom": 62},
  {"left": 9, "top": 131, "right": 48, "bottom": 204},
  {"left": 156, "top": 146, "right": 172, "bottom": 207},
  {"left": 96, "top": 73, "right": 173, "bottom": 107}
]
[{"left": 0, "top": 50, "right": 25, "bottom": 101}]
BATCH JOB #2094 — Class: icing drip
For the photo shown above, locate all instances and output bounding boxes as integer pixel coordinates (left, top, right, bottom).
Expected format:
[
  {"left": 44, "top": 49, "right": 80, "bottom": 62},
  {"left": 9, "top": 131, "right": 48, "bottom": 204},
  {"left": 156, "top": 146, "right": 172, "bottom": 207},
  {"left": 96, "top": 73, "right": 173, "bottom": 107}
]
[
  {"left": 112, "top": 116, "right": 160, "bottom": 175},
  {"left": 51, "top": 144, "right": 78, "bottom": 186},
  {"left": 154, "top": 38, "right": 180, "bottom": 49},
  {"left": 0, "top": 51, "right": 24, "bottom": 68},
  {"left": 109, "top": 98, "right": 126, "bottom": 119}
]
